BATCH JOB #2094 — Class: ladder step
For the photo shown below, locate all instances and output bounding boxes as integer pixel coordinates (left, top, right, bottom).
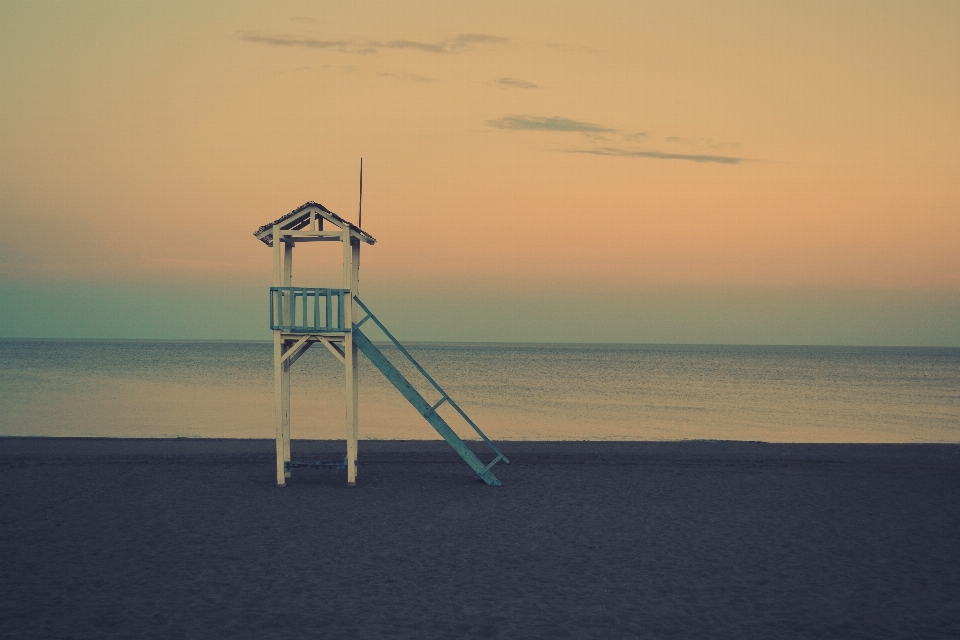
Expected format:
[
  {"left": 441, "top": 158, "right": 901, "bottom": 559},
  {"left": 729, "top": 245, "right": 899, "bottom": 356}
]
[
  {"left": 425, "top": 396, "right": 448, "bottom": 416},
  {"left": 482, "top": 453, "right": 504, "bottom": 473}
]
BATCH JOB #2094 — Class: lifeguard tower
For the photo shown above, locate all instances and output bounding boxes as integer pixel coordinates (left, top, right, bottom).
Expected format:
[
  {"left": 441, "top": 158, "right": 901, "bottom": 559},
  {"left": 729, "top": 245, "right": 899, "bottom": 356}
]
[{"left": 253, "top": 201, "right": 508, "bottom": 487}]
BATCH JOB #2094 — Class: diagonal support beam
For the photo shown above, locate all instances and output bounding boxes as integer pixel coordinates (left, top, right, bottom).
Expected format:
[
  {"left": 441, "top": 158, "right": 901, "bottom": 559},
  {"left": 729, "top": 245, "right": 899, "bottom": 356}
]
[
  {"left": 319, "top": 336, "right": 345, "bottom": 363},
  {"left": 280, "top": 335, "right": 311, "bottom": 365},
  {"left": 287, "top": 340, "right": 314, "bottom": 367}
]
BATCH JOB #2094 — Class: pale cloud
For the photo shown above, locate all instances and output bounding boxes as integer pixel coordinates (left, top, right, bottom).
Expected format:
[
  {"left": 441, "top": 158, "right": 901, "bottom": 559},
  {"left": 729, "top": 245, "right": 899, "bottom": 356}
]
[
  {"left": 487, "top": 115, "right": 743, "bottom": 162},
  {"left": 496, "top": 77, "right": 540, "bottom": 89},
  {"left": 239, "top": 32, "right": 357, "bottom": 52},
  {"left": 565, "top": 147, "right": 745, "bottom": 164},
  {"left": 378, "top": 72, "right": 437, "bottom": 83},
  {"left": 488, "top": 115, "right": 615, "bottom": 133},
  {"left": 451, "top": 34, "right": 510, "bottom": 48},
  {"left": 239, "top": 32, "right": 509, "bottom": 55},
  {"left": 665, "top": 136, "right": 740, "bottom": 150}
]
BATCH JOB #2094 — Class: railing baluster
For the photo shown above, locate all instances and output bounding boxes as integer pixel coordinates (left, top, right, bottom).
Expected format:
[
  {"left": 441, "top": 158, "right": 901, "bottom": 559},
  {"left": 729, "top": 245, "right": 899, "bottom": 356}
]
[
  {"left": 313, "top": 291, "right": 320, "bottom": 330},
  {"left": 325, "top": 290, "right": 332, "bottom": 330},
  {"left": 269, "top": 288, "right": 276, "bottom": 330},
  {"left": 301, "top": 288, "right": 307, "bottom": 329},
  {"left": 289, "top": 291, "right": 296, "bottom": 331}
]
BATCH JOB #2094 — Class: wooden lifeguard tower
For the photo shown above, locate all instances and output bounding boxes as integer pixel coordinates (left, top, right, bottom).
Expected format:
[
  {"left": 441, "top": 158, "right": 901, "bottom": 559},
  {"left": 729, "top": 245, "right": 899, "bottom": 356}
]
[{"left": 253, "top": 201, "right": 508, "bottom": 487}]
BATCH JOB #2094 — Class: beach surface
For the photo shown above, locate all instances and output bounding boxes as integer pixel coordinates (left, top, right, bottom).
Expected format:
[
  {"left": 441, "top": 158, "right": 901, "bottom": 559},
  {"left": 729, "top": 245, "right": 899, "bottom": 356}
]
[{"left": 1, "top": 438, "right": 958, "bottom": 639}]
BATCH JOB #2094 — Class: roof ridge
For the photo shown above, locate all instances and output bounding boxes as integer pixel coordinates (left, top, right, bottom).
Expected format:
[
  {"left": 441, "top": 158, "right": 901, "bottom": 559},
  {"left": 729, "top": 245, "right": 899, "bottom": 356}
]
[{"left": 252, "top": 201, "right": 376, "bottom": 246}]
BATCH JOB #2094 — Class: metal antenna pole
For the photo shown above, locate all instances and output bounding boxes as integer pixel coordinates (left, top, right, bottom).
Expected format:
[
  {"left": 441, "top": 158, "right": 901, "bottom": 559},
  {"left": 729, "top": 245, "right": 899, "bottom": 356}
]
[{"left": 358, "top": 158, "right": 363, "bottom": 229}]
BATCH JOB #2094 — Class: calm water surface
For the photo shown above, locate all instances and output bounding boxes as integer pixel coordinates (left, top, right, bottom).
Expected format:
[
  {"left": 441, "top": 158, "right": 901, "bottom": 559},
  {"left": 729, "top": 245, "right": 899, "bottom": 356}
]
[{"left": 1, "top": 340, "right": 957, "bottom": 442}]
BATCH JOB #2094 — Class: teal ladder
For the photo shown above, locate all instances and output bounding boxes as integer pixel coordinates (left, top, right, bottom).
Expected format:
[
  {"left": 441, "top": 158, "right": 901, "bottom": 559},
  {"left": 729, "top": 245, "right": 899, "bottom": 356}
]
[{"left": 353, "top": 297, "right": 509, "bottom": 486}]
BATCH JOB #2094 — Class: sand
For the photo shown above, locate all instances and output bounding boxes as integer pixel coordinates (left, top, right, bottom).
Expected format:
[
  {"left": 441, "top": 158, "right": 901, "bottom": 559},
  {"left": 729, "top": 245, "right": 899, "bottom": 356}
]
[{"left": 1, "top": 438, "right": 958, "bottom": 639}]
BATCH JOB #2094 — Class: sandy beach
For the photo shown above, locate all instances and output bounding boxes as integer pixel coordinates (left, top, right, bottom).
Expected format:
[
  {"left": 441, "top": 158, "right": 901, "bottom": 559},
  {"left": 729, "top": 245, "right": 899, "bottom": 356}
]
[{"left": 1, "top": 438, "right": 958, "bottom": 639}]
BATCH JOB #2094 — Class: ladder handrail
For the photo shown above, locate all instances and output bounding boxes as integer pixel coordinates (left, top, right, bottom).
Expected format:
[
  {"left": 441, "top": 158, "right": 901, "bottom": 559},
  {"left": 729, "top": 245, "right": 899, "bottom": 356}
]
[{"left": 354, "top": 297, "right": 509, "bottom": 464}]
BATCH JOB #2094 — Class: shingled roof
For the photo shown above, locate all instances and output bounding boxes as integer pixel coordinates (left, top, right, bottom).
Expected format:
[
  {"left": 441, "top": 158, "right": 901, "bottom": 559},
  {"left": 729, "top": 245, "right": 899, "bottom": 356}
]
[{"left": 253, "top": 201, "right": 377, "bottom": 247}]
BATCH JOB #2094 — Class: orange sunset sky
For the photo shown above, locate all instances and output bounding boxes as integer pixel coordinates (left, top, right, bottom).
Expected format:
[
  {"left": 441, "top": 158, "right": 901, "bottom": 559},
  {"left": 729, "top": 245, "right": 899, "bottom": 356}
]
[{"left": 1, "top": 1, "right": 958, "bottom": 344}]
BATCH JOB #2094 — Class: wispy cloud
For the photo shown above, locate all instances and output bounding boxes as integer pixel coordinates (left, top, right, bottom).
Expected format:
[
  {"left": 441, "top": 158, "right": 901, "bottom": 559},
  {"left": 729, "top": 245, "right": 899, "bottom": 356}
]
[
  {"left": 496, "top": 77, "right": 540, "bottom": 89},
  {"left": 239, "top": 32, "right": 509, "bottom": 55},
  {"left": 664, "top": 135, "right": 740, "bottom": 150},
  {"left": 451, "top": 34, "right": 510, "bottom": 49},
  {"left": 488, "top": 115, "right": 614, "bottom": 133},
  {"left": 565, "top": 147, "right": 745, "bottom": 164},
  {"left": 486, "top": 114, "right": 745, "bottom": 163},
  {"left": 378, "top": 72, "right": 437, "bottom": 83},
  {"left": 239, "top": 32, "right": 355, "bottom": 51},
  {"left": 377, "top": 39, "right": 446, "bottom": 53}
]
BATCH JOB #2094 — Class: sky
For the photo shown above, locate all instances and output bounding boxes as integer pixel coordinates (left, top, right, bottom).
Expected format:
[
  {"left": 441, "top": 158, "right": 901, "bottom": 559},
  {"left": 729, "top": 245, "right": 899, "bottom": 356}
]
[{"left": 1, "top": 0, "right": 958, "bottom": 344}]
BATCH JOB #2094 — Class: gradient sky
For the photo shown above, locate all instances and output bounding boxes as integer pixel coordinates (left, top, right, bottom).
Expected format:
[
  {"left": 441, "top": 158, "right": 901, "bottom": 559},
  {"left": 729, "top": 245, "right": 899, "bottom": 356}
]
[{"left": 1, "top": 1, "right": 958, "bottom": 344}]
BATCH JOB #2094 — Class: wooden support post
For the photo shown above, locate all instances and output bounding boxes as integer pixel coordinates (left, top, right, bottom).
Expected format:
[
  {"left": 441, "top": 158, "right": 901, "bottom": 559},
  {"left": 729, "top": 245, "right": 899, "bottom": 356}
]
[
  {"left": 283, "top": 240, "right": 293, "bottom": 324},
  {"left": 344, "top": 227, "right": 359, "bottom": 486},
  {"left": 272, "top": 225, "right": 285, "bottom": 486},
  {"left": 274, "top": 334, "right": 285, "bottom": 486},
  {"left": 282, "top": 240, "right": 293, "bottom": 476},
  {"left": 281, "top": 349, "right": 291, "bottom": 478},
  {"left": 352, "top": 237, "right": 361, "bottom": 296},
  {"left": 350, "top": 237, "right": 361, "bottom": 482}
]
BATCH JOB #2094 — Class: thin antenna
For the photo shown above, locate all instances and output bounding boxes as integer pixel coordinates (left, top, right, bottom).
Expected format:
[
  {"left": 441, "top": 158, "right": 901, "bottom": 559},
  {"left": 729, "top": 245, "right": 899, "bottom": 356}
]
[{"left": 358, "top": 158, "right": 363, "bottom": 230}]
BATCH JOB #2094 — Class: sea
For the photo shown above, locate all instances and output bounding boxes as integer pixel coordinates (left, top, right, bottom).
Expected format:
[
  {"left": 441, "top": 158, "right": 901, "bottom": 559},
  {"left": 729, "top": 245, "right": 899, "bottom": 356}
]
[{"left": 1, "top": 340, "right": 957, "bottom": 443}]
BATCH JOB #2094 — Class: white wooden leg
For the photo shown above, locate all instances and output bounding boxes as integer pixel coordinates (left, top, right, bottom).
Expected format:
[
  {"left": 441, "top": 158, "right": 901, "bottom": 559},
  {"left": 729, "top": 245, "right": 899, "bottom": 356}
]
[
  {"left": 274, "top": 333, "right": 285, "bottom": 486},
  {"left": 345, "top": 334, "right": 359, "bottom": 486},
  {"left": 282, "top": 355, "right": 291, "bottom": 479}
]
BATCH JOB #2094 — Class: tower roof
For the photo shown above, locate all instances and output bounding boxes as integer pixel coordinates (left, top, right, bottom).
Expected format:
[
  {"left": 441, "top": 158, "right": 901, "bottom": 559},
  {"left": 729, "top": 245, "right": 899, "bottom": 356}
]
[{"left": 253, "top": 201, "right": 377, "bottom": 247}]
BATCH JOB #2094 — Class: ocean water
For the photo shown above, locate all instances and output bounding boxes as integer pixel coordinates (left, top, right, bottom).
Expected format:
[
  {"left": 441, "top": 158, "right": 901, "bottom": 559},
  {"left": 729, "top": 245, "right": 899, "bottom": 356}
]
[{"left": 0, "top": 339, "right": 957, "bottom": 443}]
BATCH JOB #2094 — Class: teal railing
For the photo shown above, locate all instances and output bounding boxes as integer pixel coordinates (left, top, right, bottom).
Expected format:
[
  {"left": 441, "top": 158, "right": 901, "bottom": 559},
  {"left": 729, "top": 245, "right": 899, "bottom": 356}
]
[{"left": 269, "top": 287, "right": 349, "bottom": 332}]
